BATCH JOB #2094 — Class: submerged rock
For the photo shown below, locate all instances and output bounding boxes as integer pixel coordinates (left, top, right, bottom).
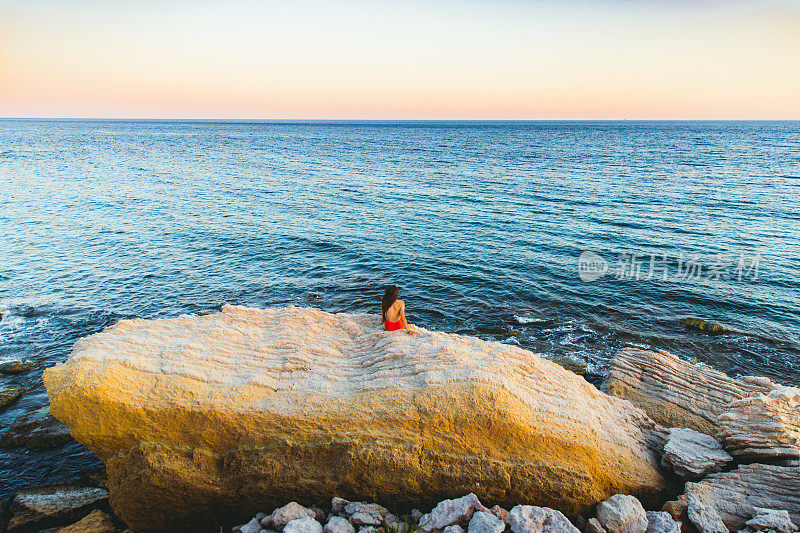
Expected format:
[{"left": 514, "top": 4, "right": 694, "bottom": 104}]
[
  {"left": 0, "top": 406, "right": 73, "bottom": 449},
  {"left": 603, "top": 347, "right": 778, "bottom": 434},
  {"left": 717, "top": 387, "right": 800, "bottom": 460},
  {"left": 44, "top": 306, "right": 668, "bottom": 531},
  {"left": 6, "top": 485, "right": 109, "bottom": 533},
  {"left": 661, "top": 428, "right": 732, "bottom": 478},
  {"left": 0, "top": 386, "right": 24, "bottom": 412},
  {"left": 679, "top": 464, "right": 800, "bottom": 531},
  {"left": 508, "top": 505, "right": 579, "bottom": 533},
  {"left": 0, "top": 361, "right": 40, "bottom": 374},
  {"left": 596, "top": 495, "right": 648, "bottom": 533}
]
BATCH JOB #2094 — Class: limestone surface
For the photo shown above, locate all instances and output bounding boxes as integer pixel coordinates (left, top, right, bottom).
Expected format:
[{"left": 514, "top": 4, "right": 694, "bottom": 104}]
[
  {"left": 508, "top": 506, "right": 579, "bottom": 533},
  {"left": 746, "top": 508, "right": 799, "bottom": 533},
  {"left": 644, "top": 512, "right": 680, "bottom": 533},
  {"left": 686, "top": 494, "right": 727, "bottom": 533},
  {"left": 6, "top": 486, "right": 109, "bottom": 533},
  {"left": 717, "top": 387, "right": 800, "bottom": 459},
  {"left": 596, "top": 495, "right": 648, "bottom": 533},
  {"left": 682, "top": 464, "right": 800, "bottom": 531},
  {"left": 603, "top": 347, "right": 778, "bottom": 434},
  {"left": 661, "top": 428, "right": 732, "bottom": 478},
  {"left": 44, "top": 306, "right": 668, "bottom": 532}
]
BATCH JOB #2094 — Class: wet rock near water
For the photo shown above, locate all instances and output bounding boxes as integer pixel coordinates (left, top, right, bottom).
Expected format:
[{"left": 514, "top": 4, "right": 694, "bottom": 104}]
[
  {"left": 661, "top": 428, "right": 732, "bottom": 478},
  {"left": 717, "top": 387, "right": 800, "bottom": 460},
  {"left": 0, "top": 406, "right": 73, "bottom": 450},
  {"left": 603, "top": 347, "right": 778, "bottom": 435},
  {"left": 5, "top": 485, "right": 110, "bottom": 533},
  {"left": 0, "top": 386, "right": 24, "bottom": 412},
  {"left": 0, "top": 361, "right": 40, "bottom": 375},
  {"left": 45, "top": 306, "right": 668, "bottom": 531}
]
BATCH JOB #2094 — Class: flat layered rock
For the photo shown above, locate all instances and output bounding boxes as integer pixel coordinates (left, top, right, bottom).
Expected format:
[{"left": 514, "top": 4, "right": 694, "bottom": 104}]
[
  {"left": 6, "top": 486, "right": 109, "bottom": 533},
  {"left": 45, "top": 305, "right": 668, "bottom": 532},
  {"left": 603, "top": 347, "right": 778, "bottom": 435},
  {"left": 717, "top": 387, "right": 800, "bottom": 459},
  {"left": 661, "top": 428, "right": 731, "bottom": 478},
  {"left": 681, "top": 464, "right": 800, "bottom": 531}
]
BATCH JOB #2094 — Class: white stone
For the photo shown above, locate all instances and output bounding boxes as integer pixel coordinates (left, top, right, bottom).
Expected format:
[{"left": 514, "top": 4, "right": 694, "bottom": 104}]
[
  {"left": 662, "top": 428, "right": 732, "bottom": 478},
  {"left": 604, "top": 347, "right": 778, "bottom": 434},
  {"left": 284, "top": 517, "right": 324, "bottom": 533},
  {"left": 686, "top": 493, "right": 727, "bottom": 533},
  {"left": 325, "top": 517, "right": 356, "bottom": 533},
  {"left": 238, "top": 518, "right": 263, "bottom": 533},
  {"left": 746, "top": 508, "right": 799, "bottom": 533},
  {"left": 344, "top": 502, "right": 389, "bottom": 526},
  {"left": 468, "top": 511, "right": 505, "bottom": 533},
  {"left": 718, "top": 387, "right": 800, "bottom": 460},
  {"left": 508, "top": 505, "right": 580, "bottom": 533},
  {"left": 419, "top": 494, "right": 486, "bottom": 532},
  {"left": 272, "top": 503, "right": 316, "bottom": 530},
  {"left": 444, "top": 526, "right": 466, "bottom": 533},
  {"left": 596, "top": 495, "right": 648, "bottom": 533},
  {"left": 645, "top": 511, "right": 680, "bottom": 533}
]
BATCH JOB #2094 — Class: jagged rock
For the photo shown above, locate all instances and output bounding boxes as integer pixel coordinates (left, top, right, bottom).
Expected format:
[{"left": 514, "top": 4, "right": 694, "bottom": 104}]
[
  {"left": 1, "top": 406, "right": 73, "bottom": 449},
  {"left": 508, "top": 505, "right": 580, "bottom": 533},
  {"left": 645, "top": 512, "right": 680, "bottom": 533},
  {"left": 686, "top": 494, "right": 727, "bottom": 533},
  {"left": 680, "top": 464, "right": 800, "bottom": 531},
  {"left": 746, "top": 508, "right": 799, "bottom": 533},
  {"left": 234, "top": 518, "right": 262, "bottom": 533},
  {"left": 6, "top": 486, "right": 109, "bottom": 533},
  {"left": 285, "top": 517, "right": 323, "bottom": 533},
  {"left": 603, "top": 347, "right": 778, "bottom": 434},
  {"left": 344, "top": 502, "right": 389, "bottom": 526},
  {"left": 271, "top": 503, "right": 316, "bottom": 530},
  {"left": 332, "top": 499, "right": 349, "bottom": 516},
  {"left": 444, "top": 526, "right": 466, "bottom": 533},
  {"left": 0, "top": 386, "right": 24, "bottom": 412},
  {"left": 54, "top": 509, "right": 116, "bottom": 533},
  {"left": 324, "top": 517, "right": 355, "bottom": 533},
  {"left": 44, "top": 305, "right": 669, "bottom": 532},
  {"left": 717, "top": 387, "right": 800, "bottom": 459},
  {"left": 420, "top": 494, "right": 486, "bottom": 532},
  {"left": 468, "top": 511, "right": 505, "bottom": 533},
  {"left": 661, "top": 428, "right": 732, "bottom": 478},
  {"left": 596, "top": 495, "right": 648, "bottom": 533},
  {"left": 585, "top": 518, "right": 606, "bottom": 533},
  {"left": 0, "top": 361, "right": 40, "bottom": 374},
  {"left": 489, "top": 506, "right": 510, "bottom": 526}
]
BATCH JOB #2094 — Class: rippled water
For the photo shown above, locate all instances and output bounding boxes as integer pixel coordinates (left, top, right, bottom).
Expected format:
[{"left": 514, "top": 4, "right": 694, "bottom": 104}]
[{"left": 1, "top": 119, "right": 799, "bottom": 497}]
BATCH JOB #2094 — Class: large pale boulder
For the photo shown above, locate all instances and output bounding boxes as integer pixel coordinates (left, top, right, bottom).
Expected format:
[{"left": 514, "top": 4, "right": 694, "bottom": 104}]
[
  {"left": 717, "top": 387, "right": 800, "bottom": 459},
  {"left": 44, "top": 306, "right": 668, "bottom": 532},
  {"left": 679, "top": 464, "right": 800, "bottom": 531},
  {"left": 603, "top": 347, "right": 778, "bottom": 435}
]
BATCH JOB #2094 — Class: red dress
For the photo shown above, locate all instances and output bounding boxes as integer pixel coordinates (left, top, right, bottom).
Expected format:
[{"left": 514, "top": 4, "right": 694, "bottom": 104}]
[{"left": 384, "top": 318, "right": 403, "bottom": 331}]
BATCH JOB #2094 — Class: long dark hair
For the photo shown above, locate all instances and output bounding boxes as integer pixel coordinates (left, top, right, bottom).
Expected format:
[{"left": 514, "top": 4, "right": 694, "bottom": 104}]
[{"left": 382, "top": 285, "right": 399, "bottom": 320}]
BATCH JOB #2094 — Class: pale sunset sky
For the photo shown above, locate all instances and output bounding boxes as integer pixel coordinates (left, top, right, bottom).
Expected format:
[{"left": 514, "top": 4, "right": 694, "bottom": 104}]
[{"left": 1, "top": 0, "right": 799, "bottom": 119}]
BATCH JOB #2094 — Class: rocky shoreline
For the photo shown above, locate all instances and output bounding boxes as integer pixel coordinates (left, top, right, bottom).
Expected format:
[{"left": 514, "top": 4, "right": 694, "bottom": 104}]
[{"left": 2, "top": 306, "right": 799, "bottom": 532}]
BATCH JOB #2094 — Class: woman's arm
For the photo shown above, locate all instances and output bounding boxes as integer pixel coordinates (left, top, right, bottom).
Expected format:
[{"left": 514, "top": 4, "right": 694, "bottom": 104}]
[{"left": 400, "top": 302, "right": 418, "bottom": 335}]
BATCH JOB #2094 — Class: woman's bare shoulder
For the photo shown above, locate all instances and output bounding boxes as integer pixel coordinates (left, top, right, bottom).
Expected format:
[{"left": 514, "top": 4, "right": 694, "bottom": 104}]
[{"left": 396, "top": 299, "right": 405, "bottom": 307}]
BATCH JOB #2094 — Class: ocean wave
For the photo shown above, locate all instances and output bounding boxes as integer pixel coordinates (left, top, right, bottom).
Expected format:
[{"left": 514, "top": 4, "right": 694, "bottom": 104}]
[{"left": 514, "top": 315, "right": 546, "bottom": 324}]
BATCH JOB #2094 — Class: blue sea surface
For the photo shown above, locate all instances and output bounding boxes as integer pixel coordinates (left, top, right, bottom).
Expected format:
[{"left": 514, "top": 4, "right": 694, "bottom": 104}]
[{"left": 1, "top": 119, "right": 799, "bottom": 497}]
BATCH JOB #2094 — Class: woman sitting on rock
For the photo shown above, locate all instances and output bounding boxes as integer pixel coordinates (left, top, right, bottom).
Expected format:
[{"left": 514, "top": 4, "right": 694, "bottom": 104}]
[{"left": 382, "top": 285, "right": 418, "bottom": 335}]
